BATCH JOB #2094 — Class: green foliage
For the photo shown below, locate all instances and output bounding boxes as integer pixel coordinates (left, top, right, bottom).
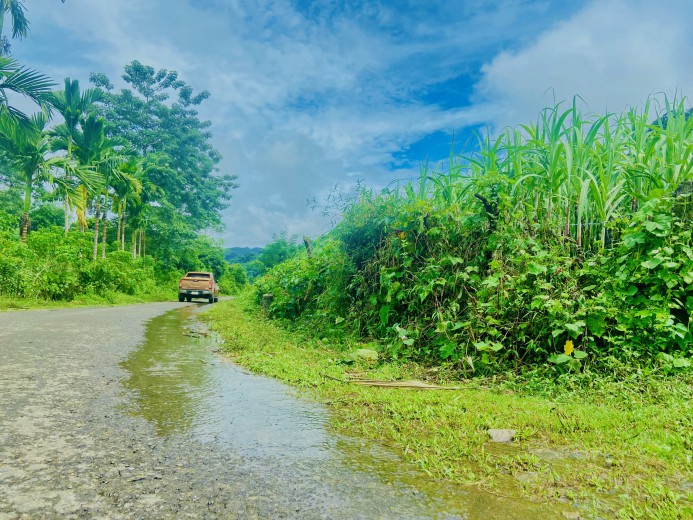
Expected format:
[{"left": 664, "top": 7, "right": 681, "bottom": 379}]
[
  {"left": 0, "top": 225, "right": 226, "bottom": 301},
  {"left": 256, "top": 234, "right": 302, "bottom": 272},
  {"left": 256, "top": 99, "right": 693, "bottom": 374},
  {"left": 29, "top": 204, "right": 63, "bottom": 229},
  {"left": 219, "top": 263, "right": 247, "bottom": 295},
  {"left": 228, "top": 235, "right": 302, "bottom": 280},
  {"left": 254, "top": 238, "right": 353, "bottom": 331},
  {"left": 224, "top": 246, "right": 262, "bottom": 264},
  {"left": 0, "top": 58, "right": 240, "bottom": 305},
  {"left": 90, "top": 62, "right": 238, "bottom": 243}
]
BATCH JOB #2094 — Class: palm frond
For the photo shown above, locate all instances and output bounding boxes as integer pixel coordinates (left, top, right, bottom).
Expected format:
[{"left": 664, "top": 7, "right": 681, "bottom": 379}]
[
  {"left": 8, "top": 0, "right": 29, "bottom": 40},
  {"left": 0, "top": 62, "right": 54, "bottom": 102}
]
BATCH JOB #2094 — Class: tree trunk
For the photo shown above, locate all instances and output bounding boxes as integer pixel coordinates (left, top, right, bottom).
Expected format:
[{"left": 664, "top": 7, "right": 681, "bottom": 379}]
[
  {"left": 132, "top": 230, "right": 137, "bottom": 259},
  {"left": 116, "top": 202, "right": 122, "bottom": 252},
  {"left": 93, "top": 198, "right": 101, "bottom": 262},
  {"left": 101, "top": 217, "right": 108, "bottom": 259},
  {"left": 20, "top": 213, "right": 30, "bottom": 243},
  {"left": 63, "top": 138, "right": 73, "bottom": 235},
  {"left": 121, "top": 199, "right": 127, "bottom": 251},
  {"left": 64, "top": 196, "right": 70, "bottom": 234},
  {"left": 101, "top": 192, "right": 110, "bottom": 259},
  {"left": 21, "top": 175, "right": 32, "bottom": 243}
]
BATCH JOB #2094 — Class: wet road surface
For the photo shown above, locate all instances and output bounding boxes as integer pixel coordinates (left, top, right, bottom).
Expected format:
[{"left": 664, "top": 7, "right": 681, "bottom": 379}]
[{"left": 0, "top": 303, "right": 561, "bottom": 519}]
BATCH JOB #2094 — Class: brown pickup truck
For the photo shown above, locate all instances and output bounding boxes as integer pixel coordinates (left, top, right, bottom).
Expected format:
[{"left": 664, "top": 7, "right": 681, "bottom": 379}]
[{"left": 178, "top": 272, "right": 220, "bottom": 303}]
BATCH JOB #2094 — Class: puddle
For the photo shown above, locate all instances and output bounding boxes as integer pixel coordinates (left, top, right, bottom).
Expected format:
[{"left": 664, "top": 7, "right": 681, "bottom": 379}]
[
  {"left": 120, "top": 305, "right": 328, "bottom": 458},
  {"left": 120, "top": 305, "right": 566, "bottom": 519}
]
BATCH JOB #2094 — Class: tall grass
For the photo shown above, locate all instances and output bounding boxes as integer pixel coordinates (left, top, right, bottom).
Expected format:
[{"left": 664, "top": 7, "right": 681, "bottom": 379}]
[
  {"left": 392, "top": 97, "right": 693, "bottom": 254},
  {"left": 257, "top": 98, "right": 693, "bottom": 369}
]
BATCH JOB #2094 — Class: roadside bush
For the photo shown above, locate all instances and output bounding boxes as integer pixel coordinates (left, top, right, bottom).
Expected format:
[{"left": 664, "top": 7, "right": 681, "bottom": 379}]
[
  {"left": 0, "top": 226, "right": 182, "bottom": 302},
  {"left": 253, "top": 101, "right": 693, "bottom": 373},
  {"left": 254, "top": 238, "right": 353, "bottom": 327},
  {"left": 218, "top": 263, "right": 247, "bottom": 294}
]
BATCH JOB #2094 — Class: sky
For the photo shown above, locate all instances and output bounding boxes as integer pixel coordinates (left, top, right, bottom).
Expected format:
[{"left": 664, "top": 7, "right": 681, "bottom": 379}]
[{"left": 10, "top": 0, "right": 693, "bottom": 247}]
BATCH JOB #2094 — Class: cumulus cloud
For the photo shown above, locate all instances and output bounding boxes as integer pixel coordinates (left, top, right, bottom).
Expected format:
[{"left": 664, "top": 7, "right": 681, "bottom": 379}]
[
  {"left": 13, "top": 0, "right": 689, "bottom": 246},
  {"left": 474, "top": 0, "right": 693, "bottom": 130}
]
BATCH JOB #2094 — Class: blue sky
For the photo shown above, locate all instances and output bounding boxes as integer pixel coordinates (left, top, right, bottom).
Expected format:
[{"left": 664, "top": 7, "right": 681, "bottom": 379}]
[{"left": 11, "top": 0, "right": 693, "bottom": 246}]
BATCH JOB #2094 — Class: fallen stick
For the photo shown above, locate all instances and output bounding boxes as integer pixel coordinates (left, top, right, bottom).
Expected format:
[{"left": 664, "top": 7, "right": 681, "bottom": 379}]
[{"left": 323, "top": 374, "right": 465, "bottom": 390}]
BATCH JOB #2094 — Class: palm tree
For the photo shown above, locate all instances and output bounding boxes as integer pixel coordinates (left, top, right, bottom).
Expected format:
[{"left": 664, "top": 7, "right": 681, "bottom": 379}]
[
  {"left": 0, "top": 111, "right": 70, "bottom": 241},
  {"left": 0, "top": 0, "right": 66, "bottom": 55},
  {"left": 51, "top": 77, "right": 102, "bottom": 233},
  {"left": 99, "top": 148, "right": 131, "bottom": 259},
  {"left": 69, "top": 114, "right": 125, "bottom": 260},
  {"left": 0, "top": 0, "right": 28, "bottom": 54},
  {"left": 110, "top": 157, "right": 142, "bottom": 252},
  {"left": 0, "top": 56, "right": 53, "bottom": 123}
]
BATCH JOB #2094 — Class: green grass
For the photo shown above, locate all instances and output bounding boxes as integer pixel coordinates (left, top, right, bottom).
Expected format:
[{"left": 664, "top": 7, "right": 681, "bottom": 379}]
[
  {"left": 203, "top": 297, "right": 693, "bottom": 520},
  {"left": 0, "top": 289, "right": 177, "bottom": 311}
]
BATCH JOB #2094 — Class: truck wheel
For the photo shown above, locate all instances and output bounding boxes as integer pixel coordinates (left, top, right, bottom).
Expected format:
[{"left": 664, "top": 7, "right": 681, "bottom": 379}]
[
  {"left": 214, "top": 296, "right": 219, "bottom": 303},
  {"left": 178, "top": 295, "right": 185, "bottom": 302},
  {"left": 186, "top": 296, "right": 192, "bottom": 302},
  {"left": 208, "top": 295, "right": 215, "bottom": 304}
]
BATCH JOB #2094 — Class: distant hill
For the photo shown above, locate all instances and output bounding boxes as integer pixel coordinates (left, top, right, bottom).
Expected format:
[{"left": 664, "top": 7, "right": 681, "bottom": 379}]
[{"left": 224, "top": 246, "right": 263, "bottom": 263}]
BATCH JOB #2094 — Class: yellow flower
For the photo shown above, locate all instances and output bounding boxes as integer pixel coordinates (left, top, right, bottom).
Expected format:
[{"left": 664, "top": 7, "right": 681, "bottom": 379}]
[
  {"left": 564, "top": 340, "right": 574, "bottom": 356},
  {"left": 399, "top": 231, "right": 406, "bottom": 240}
]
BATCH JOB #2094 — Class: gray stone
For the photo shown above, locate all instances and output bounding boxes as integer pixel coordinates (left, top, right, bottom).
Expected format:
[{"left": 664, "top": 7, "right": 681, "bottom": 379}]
[{"left": 487, "top": 429, "right": 517, "bottom": 443}]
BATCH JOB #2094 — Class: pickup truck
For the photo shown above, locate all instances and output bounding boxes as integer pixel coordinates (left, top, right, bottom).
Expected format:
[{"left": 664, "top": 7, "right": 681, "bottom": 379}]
[{"left": 178, "top": 271, "right": 220, "bottom": 303}]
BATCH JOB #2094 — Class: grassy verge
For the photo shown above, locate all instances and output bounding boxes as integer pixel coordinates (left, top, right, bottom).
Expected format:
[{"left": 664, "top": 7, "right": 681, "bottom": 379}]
[
  {"left": 203, "top": 296, "right": 692, "bottom": 520},
  {"left": 0, "top": 289, "right": 177, "bottom": 311}
]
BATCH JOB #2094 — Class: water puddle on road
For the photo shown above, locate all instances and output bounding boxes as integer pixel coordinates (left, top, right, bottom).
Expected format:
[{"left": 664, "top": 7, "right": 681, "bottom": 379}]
[{"left": 120, "top": 305, "right": 563, "bottom": 519}]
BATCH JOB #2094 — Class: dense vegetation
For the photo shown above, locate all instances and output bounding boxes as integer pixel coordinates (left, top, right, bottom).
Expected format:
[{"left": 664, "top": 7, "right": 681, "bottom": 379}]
[
  {"left": 226, "top": 234, "right": 302, "bottom": 279},
  {"left": 0, "top": 2, "right": 246, "bottom": 304},
  {"left": 256, "top": 99, "right": 693, "bottom": 374}
]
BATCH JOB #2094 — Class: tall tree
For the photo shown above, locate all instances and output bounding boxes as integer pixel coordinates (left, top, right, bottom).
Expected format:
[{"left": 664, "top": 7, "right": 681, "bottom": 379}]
[
  {"left": 68, "top": 114, "right": 126, "bottom": 260},
  {"left": 50, "top": 77, "right": 102, "bottom": 233},
  {"left": 0, "top": 111, "right": 70, "bottom": 241},
  {"left": 89, "top": 62, "right": 238, "bottom": 264},
  {"left": 110, "top": 157, "right": 142, "bottom": 251}
]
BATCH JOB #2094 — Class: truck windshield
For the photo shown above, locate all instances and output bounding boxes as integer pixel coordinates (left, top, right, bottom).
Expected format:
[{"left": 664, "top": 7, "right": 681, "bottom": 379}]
[{"left": 186, "top": 273, "right": 211, "bottom": 278}]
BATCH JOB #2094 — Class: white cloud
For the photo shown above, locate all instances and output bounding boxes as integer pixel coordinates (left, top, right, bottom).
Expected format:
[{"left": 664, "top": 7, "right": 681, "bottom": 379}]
[
  {"left": 15, "top": 0, "right": 689, "bottom": 247},
  {"left": 474, "top": 0, "right": 693, "bottom": 130}
]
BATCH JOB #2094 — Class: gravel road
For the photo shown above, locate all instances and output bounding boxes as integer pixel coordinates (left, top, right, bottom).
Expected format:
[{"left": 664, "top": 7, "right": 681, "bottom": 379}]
[{"left": 0, "top": 303, "right": 558, "bottom": 519}]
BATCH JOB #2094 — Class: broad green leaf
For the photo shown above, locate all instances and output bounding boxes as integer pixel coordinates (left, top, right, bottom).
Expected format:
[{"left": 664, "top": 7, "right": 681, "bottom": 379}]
[
  {"left": 379, "top": 306, "right": 390, "bottom": 325},
  {"left": 552, "top": 354, "right": 571, "bottom": 364},
  {"left": 528, "top": 263, "right": 547, "bottom": 275},
  {"left": 641, "top": 257, "right": 663, "bottom": 269}
]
